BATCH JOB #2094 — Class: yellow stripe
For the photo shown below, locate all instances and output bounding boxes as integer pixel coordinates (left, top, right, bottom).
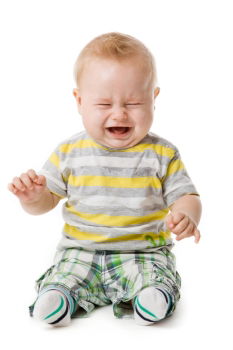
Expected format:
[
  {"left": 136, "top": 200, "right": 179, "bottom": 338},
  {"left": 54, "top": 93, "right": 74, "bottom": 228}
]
[
  {"left": 49, "top": 152, "right": 60, "bottom": 168},
  {"left": 63, "top": 223, "right": 171, "bottom": 242},
  {"left": 68, "top": 175, "right": 162, "bottom": 189},
  {"left": 166, "top": 159, "right": 185, "bottom": 177},
  {"left": 65, "top": 204, "right": 169, "bottom": 226},
  {"left": 59, "top": 139, "right": 175, "bottom": 158},
  {"left": 59, "top": 139, "right": 96, "bottom": 153},
  {"left": 64, "top": 224, "right": 109, "bottom": 241},
  {"left": 49, "top": 190, "right": 66, "bottom": 199}
]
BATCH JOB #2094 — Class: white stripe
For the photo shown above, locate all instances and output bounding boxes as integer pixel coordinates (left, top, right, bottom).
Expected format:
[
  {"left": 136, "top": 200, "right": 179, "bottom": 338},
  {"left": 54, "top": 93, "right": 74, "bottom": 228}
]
[{"left": 75, "top": 195, "right": 164, "bottom": 209}]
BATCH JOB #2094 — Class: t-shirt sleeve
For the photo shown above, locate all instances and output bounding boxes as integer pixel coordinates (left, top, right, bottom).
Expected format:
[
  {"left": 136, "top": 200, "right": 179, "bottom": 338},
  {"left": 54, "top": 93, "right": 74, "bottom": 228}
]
[
  {"left": 38, "top": 144, "right": 67, "bottom": 199},
  {"left": 162, "top": 148, "right": 199, "bottom": 208}
]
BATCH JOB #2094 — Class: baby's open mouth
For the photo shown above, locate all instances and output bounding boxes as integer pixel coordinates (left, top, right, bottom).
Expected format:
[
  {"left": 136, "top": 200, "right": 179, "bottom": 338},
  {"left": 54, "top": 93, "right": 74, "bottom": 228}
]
[{"left": 107, "top": 127, "right": 131, "bottom": 134}]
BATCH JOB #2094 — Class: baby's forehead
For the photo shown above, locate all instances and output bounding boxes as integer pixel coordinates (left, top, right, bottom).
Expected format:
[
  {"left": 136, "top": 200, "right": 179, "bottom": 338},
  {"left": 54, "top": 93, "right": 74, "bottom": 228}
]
[
  {"left": 77, "top": 56, "right": 155, "bottom": 97},
  {"left": 81, "top": 55, "right": 149, "bottom": 77},
  {"left": 84, "top": 57, "right": 152, "bottom": 81}
]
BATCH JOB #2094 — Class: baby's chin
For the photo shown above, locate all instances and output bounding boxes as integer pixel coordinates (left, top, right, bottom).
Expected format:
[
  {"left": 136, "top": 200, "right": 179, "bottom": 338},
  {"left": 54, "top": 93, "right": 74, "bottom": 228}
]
[
  {"left": 100, "top": 135, "right": 139, "bottom": 149},
  {"left": 104, "top": 141, "right": 135, "bottom": 149},
  {"left": 90, "top": 128, "right": 145, "bottom": 149}
]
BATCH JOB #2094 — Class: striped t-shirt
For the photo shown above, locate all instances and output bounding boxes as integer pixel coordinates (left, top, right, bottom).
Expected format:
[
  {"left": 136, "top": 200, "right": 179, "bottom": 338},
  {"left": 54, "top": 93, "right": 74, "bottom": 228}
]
[{"left": 40, "top": 131, "right": 199, "bottom": 251}]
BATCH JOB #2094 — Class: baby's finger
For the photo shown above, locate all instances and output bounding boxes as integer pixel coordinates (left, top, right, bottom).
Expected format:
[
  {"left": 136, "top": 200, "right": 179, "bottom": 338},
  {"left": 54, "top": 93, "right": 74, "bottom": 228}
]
[
  {"left": 171, "top": 216, "right": 189, "bottom": 234},
  {"left": 194, "top": 228, "right": 201, "bottom": 243},
  {"left": 34, "top": 175, "right": 46, "bottom": 186},
  {"left": 20, "top": 173, "right": 34, "bottom": 190},
  {"left": 12, "top": 176, "right": 26, "bottom": 191},
  {"left": 175, "top": 222, "right": 195, "bottom": 241},
  {"left": 27, "top": 169, "right": 38, "bottom": 182},
  {"left": 172, "top": 212, "right": 186, "bottom": 225},
  {"left": 176, "top": 231, "right": 194, "bottom": 241},
  {"left": 8, "top": 183, "right": 18, "bottom": 194}
]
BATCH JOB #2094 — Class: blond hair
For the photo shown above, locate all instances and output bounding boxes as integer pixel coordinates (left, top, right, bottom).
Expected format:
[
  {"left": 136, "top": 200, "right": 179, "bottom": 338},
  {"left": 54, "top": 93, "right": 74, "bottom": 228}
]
[{"left": 73, "top": 32, "right": 157, "bottom": 88}]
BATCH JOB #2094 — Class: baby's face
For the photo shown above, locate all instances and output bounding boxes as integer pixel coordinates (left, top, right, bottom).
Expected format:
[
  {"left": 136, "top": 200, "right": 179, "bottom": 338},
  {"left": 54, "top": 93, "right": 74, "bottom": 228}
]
[{"left": 74, "top": 57, "right": 159, "bottom": 149}]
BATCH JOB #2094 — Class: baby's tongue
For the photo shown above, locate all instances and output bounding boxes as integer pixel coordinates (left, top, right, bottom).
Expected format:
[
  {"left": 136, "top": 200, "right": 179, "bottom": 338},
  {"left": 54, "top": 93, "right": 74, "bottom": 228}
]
[{"left": 110, "top": 127, "right": 127, "bottom": 134}]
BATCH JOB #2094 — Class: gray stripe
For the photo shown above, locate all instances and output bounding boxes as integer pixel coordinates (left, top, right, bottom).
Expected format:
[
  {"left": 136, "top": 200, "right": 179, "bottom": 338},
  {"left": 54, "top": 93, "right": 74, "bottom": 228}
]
[
  {"left": 70, "top": 166, "right": 157, "bottom": 177},
  {"left": 59, "top": 236, "right": 173, "bottom": 251},
  {"left": 65, "top": 201, "right": 166, "bottom": 217},
  {"left": 66, "top": 184, "right": 162, "bottom": 198}
]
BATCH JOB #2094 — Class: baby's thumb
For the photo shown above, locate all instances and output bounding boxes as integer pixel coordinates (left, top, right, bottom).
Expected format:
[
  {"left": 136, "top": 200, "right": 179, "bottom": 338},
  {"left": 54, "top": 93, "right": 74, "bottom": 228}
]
[{"left": 165, "top": 213, "right": 174, "bottom": 230}]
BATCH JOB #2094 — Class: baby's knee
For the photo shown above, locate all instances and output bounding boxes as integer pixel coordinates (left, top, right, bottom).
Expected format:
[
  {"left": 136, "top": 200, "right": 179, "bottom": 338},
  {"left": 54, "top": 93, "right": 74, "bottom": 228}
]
[
  {"left": 33, "top": 289, "right": 71, "bottom": 327},
  {"left": 133, "top": 286, "right": 172, "bottom": 326}
]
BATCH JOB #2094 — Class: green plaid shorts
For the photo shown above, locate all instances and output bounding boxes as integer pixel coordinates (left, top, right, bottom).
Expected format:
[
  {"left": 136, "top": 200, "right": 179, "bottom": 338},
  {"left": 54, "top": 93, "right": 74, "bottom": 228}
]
[{"left": 30, "top": 246, "right": 181, "bottom": 319}]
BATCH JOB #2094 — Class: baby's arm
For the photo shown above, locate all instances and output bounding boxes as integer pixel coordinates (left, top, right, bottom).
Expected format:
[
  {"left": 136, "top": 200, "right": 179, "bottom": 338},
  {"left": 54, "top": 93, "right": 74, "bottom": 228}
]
[
  {"left": 165, "top": 194, "right": 202, "bottom": 243},
  {"left": 8, "top": 169, "right": 60, "bottom": 215}
]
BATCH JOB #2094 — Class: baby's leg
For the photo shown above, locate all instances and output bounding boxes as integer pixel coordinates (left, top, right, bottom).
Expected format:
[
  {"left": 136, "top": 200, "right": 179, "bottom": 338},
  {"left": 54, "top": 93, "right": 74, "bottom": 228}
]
[
  {"left": 31, "top": 247, "right": 108, "bottom": 327},
  {"left": 133, "top": 286, "right": 172, "bottom": 326},
  {"left": 33, "top": 287, "right": 74, "bottom": 327}
]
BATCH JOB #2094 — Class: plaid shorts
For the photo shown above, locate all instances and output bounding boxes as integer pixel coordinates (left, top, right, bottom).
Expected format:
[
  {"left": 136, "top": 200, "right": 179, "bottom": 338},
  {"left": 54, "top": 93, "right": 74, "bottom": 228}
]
[{"left": 29, "top": 246, "right": 181, "bottom": 319}]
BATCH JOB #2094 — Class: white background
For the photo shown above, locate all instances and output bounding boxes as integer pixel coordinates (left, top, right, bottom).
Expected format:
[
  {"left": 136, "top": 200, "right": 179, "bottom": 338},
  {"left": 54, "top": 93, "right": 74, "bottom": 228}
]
[{"left": 0, "top": 0, "right": 232, "bottom": 349}]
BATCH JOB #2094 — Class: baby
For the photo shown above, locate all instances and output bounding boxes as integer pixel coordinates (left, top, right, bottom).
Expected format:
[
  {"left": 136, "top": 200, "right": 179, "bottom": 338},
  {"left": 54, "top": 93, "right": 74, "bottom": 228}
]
[{"left": 8, "top": 32, "right": 202, "bottom": 327}]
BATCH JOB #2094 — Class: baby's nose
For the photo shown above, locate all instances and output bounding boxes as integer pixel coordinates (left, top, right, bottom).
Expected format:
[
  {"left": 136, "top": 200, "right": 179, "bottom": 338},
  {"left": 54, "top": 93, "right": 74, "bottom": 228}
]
[{"left": 111, "top": 106, "right": 128, "bottom": 121}]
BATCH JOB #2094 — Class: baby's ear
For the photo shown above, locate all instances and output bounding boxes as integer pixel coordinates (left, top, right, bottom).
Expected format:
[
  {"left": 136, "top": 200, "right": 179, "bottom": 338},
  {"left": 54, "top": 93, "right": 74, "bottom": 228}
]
[
  {"left": 154, "top": 87, "right": 160, "bottom": 98},
  {"left": 73, "top": 88, "right": 82, "bottom": 114},
  {"left": 73, "top": 88, "right": 81, "bottom": 104}
]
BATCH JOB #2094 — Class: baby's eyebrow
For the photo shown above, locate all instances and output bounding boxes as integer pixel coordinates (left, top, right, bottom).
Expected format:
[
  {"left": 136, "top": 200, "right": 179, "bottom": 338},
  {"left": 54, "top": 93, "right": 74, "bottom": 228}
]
[
  {"left": 93, "top": 98, "right": 110, "bottom": 103},
  {"left": 93, "top": 97, "right": 143, "bottom": 102}
]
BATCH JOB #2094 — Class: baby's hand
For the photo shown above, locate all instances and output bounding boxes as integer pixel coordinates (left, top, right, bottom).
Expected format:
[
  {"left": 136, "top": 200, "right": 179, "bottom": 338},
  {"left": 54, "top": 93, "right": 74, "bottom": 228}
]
[
  {"left": 165, "top": 212, "right": 201, "bottom": 243},
  {"left": 8, "top": 169, "right": 47, "bottom": 204}
]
